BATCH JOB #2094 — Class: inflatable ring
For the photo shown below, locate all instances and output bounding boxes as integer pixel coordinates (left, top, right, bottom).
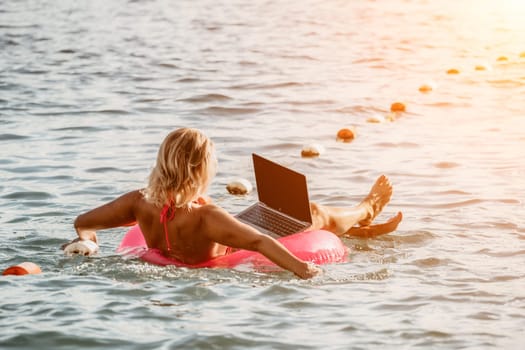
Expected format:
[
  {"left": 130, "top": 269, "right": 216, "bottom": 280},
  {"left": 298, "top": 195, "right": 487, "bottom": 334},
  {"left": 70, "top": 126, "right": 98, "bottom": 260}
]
[{"left": 117, "top": 225, "right": 348, "bottom": 268}]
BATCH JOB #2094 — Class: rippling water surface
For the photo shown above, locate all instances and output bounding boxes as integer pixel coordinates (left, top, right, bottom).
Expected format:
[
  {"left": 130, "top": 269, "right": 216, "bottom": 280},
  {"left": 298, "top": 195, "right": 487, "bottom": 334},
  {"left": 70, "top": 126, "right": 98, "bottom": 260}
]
[{"left": 1, "top": 0, "right": 524, "bottom": 349}]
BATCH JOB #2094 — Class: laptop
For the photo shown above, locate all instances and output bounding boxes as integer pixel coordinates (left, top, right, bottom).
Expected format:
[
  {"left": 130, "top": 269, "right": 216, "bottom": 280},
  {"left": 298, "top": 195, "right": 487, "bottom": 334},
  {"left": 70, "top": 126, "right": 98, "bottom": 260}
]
[{"left": 235, "top": 154, "right": 312, "bottom": 238}]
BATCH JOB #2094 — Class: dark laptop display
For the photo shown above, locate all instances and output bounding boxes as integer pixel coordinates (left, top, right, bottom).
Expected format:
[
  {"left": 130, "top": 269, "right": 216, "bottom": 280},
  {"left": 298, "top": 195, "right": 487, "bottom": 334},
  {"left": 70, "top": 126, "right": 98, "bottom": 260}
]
[{"left": 235, "top": 154, "right": 312, "bottom": 237}]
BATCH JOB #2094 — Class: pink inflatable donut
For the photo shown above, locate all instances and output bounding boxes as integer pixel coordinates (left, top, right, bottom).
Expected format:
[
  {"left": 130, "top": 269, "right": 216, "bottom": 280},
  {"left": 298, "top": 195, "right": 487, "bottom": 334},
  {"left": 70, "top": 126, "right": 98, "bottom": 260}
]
[{"left": 117, "top": 225, "right": 348, "bottom": 268}]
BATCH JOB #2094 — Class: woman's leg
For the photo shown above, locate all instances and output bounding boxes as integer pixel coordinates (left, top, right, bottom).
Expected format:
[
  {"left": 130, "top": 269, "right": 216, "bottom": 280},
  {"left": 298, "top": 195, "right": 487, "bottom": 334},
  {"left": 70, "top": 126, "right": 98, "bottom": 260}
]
[{"left": 310, "top": 175, "right": 401, "bottom": 237}]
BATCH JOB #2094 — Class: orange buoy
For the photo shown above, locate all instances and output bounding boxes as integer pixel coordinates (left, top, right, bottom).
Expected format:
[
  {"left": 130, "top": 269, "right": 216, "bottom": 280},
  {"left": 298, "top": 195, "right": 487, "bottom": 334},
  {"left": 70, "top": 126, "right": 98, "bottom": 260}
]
[
  {"left": 301, "top": 144, "right": 324, "bottom": 157},
  {"left": 475, "top": 64, "right": 492, "bottom": 71},
  {"left": 2, "top": 262, "right": 42, "bottom": 276},
  {"left": 390, "top": 102, "right": 406, "bottom": 112},
  {"left": 520, "top": 52, "right": 525, "bottom": 58},
  {"left": 496, "top": 56, "right": 508, "bottom": 62},
  {"left": 446, "top": 68, "right": 460, "bottom": 74},
  {"left": 336, "top": 128, "right": 355, "bottom": 142},
  {"left": 418, "top": 83, "right": 433, "bottom": 93}
]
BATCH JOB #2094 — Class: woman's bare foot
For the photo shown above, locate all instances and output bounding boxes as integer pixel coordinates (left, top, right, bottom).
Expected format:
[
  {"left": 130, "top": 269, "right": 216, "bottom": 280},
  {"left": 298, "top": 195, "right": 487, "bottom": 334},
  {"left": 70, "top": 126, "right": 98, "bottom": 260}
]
[
  {"left": 357, "top": 175, "right": 393, "bottom": 226},
  {"left": 345, "top": 212, "right": 402, "bottom": 237}
]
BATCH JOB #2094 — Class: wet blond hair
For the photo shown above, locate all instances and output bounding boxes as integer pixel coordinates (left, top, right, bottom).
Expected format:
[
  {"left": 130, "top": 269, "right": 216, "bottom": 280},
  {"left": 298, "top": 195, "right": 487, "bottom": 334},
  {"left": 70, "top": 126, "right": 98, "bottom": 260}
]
[{"left": 144, "top": 128, "right": 216, "bottom": 208}]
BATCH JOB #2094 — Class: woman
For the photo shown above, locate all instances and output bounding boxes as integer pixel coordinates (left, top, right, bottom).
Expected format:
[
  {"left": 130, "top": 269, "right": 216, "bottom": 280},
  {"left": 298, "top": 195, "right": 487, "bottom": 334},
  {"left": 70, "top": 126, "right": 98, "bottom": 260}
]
[{"left": 63, "top": 128, "right": 401, "bottom": 279}]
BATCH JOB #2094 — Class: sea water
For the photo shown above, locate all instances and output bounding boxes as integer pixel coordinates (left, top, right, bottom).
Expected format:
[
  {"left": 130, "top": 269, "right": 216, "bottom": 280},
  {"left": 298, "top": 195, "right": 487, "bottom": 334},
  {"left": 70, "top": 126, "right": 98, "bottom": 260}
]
[{"left": 1, "top": 0, "right": 524, "bottom": 349}]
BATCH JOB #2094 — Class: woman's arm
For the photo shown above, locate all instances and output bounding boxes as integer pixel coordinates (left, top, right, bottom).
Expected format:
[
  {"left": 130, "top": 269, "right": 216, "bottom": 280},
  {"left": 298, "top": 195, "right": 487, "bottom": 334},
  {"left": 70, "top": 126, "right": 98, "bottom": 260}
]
[
  {"left": 69, "top": 190, "right": 141, "bottom": 245},
  {"left": 200, "top": 205, "right": 321, "bottom": 279}
]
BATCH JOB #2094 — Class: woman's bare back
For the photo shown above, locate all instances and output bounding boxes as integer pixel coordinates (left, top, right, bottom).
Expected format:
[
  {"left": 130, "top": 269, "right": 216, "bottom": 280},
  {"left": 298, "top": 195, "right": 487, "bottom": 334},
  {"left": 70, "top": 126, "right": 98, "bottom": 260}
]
[{"left": 132, "top": 192, "right": 230, "bottom": 264}]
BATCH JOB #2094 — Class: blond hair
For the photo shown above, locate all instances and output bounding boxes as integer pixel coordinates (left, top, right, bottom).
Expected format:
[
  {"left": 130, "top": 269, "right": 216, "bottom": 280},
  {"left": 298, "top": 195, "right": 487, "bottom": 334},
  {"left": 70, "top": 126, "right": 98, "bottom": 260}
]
[{"left": 144, "top": 128, "right": 216, "bottom": 208}]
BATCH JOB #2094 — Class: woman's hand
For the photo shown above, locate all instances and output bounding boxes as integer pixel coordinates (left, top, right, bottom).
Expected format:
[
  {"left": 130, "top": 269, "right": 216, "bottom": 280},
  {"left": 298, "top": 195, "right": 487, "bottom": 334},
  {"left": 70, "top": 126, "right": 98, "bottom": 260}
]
[{"left": 297, "top": 262, "right": 322, "bottom": 279}]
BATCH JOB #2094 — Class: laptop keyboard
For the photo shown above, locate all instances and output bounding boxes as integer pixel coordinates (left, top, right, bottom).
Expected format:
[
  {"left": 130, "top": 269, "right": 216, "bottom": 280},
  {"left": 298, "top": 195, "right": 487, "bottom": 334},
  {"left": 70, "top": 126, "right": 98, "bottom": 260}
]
[{"left": 237, "top": 205, "right": 307, "bottom": 236}]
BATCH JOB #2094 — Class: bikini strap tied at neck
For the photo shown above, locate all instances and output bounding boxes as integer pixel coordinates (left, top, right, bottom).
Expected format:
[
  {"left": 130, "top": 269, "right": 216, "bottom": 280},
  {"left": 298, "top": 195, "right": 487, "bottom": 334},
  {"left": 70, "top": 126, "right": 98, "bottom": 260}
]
[{"left": 160, "top": 201, "right": 176, "bottom": 252}]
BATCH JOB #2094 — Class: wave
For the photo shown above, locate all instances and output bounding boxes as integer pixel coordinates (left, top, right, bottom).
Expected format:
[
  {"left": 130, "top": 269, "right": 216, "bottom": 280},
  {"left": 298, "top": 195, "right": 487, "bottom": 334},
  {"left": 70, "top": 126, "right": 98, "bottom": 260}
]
[
  {"left": 476, "top": 248, "right": 525, "bottom": 258},
  {"left": 85, "top": 167, "right": 130, "bottom": 174},
  {"left": 177, "top": 77, "right": 201, "bottom": 83},
  {"left": 3, "top": 164, "right": 73, "bottom": 174},
  {"left": 229, "top": 82, "right": 307, "bottom": 90},
  {"left": 374, "top": 141, "right": 420, "bottom": 148},
  {"left": 178, "top": 93, "right": 232, "bottom": 103},
  {"left": 333, "top": 105, "right": 385, "bottom": 114},
  {"left": 279, "top": 54, "right": 318, "bottom": 61},
  {"left": 488, "top": 79, "right": 524, "bottom": 88},
  {"left": 51, "top": 126, "right": 105, "bottom": 132},
  {"left": 0, "top": 133, "right": 29, "bottom": 141},
  {"left": 1, "top": 191, "right": 54, "bottom": 200},
  {"left": 156, "top": 62, "right": 179, "bottom": 69},
  {"left": 34, "top": 109, "right": 131, "bottom": 116},
  {"left": 280, "top": 99, "right": 335, "bottom": 106},
  {"left": 198, "top": 106, "right": 260, "bottom": 116}
]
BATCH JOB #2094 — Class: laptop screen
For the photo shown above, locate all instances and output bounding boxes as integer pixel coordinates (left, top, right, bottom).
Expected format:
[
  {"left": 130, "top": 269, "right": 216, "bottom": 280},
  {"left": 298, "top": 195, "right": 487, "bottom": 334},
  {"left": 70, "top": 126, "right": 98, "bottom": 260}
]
[{"left": 252, "top": 154, "right": 312, "bottom": 224}]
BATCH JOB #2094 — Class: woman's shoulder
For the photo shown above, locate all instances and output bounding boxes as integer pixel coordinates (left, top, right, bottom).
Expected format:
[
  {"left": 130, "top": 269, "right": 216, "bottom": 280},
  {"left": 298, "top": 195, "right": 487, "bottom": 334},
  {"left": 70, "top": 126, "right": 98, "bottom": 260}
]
[
  {"left": 121, "top": 189, "right": 148, "bottom": 202},
  {"left": 194, "top": 202, "right": 219, "bottom": 215},
  {"left": 193, "top": 203, "right": 233, "bottom": 225},
  {"left": 120, "top": 189, "right": 154, "bottom": 211},
  {"left": 195, "top": 202, "right": 225, "bottom": 213},
  {"left": 192, "top": 203, "right": 229, "bottom": 222}
]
